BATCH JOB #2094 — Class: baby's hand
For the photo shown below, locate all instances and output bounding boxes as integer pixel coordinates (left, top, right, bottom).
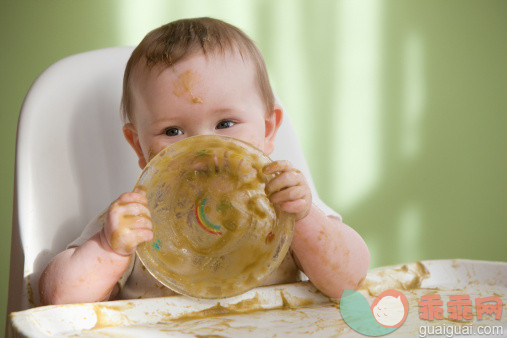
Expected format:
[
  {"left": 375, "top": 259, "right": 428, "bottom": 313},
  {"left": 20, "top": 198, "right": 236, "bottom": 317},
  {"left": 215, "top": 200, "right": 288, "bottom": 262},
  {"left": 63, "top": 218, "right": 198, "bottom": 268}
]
[
  {"left": 263, "top": 161, "right": 312, "bottom": 221},
  {"left": 100, "top": 188, "right": 153, "bottom": 256}
]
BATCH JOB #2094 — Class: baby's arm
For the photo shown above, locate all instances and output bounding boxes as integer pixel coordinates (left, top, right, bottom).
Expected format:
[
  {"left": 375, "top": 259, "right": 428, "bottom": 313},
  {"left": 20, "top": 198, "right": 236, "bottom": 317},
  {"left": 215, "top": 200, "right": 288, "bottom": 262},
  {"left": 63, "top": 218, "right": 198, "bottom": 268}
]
[
  {"left": 39, "top": 190, "right": 152, "bottom": 305},
  {"left": 264, "top": 161, "right": 370, "bottom": 299}
]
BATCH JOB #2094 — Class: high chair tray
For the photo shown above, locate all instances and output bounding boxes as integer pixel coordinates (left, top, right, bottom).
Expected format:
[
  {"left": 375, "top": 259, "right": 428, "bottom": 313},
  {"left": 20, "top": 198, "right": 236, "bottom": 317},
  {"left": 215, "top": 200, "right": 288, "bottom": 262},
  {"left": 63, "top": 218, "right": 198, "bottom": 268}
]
[{"left": 9, "top": 259, "right": 507, "bottom": 337}]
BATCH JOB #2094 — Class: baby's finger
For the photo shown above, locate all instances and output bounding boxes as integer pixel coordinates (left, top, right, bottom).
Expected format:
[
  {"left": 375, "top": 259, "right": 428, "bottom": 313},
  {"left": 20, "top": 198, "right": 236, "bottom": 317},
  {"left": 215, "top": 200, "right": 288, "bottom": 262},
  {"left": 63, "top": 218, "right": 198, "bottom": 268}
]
[
  {"left": 279, "top": 199, "right": 308, "bottom": 214},
  {"left": 119, "top": 203, "right": 151, "bottom": 219},
  {"left": 263, "top": 160, "right": 295, "bottom": 175},
  {"left": 266, "top": 171, "right": 304, "bottom": 195},
  {"left": 119, "top": 214, "right": 152, "bottom": 231},
  {"left": 269, "top": 186, "right": 306, "bottom": 204},
  {"left": 133, "top": 186, "right": 147, "bottom": 196},
  {"left": 128, "top": 228, "right": 153, "bottom": 244},
  {"left": 109, "top": 204, "right": 151, "bottom": 227},
  {"left": 111, "top": 227, "right": 153, "bottom": 255},
  {"left": 114, "top": 192, "right": 148, "bottom": 206}
]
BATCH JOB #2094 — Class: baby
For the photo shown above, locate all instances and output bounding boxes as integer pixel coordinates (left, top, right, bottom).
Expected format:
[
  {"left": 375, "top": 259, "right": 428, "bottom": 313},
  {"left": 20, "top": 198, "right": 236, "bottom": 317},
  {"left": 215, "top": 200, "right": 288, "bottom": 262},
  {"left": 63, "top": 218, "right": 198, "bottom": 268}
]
[{"left": 39, "top": 17, "right": 370, "bottom": 304}]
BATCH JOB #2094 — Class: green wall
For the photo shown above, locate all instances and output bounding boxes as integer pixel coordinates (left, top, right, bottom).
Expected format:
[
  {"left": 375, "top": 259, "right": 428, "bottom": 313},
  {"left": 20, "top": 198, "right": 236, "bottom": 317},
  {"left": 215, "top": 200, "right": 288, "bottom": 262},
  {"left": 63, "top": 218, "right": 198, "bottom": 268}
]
[{"left": 1, "top": 0, "right": 506, "bottom": 332}]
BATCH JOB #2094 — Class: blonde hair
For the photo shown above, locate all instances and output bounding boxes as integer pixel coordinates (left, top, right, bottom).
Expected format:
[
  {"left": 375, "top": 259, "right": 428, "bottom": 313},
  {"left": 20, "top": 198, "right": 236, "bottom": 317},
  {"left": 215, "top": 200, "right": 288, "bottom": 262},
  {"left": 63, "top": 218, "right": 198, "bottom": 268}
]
[{"left": 121, "top": 17, "right": 274, "bottom": 124}]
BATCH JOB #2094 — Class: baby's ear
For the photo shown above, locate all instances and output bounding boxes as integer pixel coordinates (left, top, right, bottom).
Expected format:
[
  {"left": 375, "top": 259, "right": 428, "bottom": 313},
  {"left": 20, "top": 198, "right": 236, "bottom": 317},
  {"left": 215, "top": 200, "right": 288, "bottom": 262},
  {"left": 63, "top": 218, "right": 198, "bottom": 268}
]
[
  {"left": 123, "top": 123, "right": 147, "bottom": 169},
  {"left": 263, "top": 104, "right": 283, "bottom": 155}
]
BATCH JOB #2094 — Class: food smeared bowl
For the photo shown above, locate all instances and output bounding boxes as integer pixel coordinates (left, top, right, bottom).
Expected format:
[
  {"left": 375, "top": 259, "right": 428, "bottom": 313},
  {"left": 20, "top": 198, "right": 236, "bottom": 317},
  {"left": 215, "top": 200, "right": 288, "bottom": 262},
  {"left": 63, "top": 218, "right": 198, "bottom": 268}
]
[{"left": 135, "top": 135, "right": 294, "bottom": 298}]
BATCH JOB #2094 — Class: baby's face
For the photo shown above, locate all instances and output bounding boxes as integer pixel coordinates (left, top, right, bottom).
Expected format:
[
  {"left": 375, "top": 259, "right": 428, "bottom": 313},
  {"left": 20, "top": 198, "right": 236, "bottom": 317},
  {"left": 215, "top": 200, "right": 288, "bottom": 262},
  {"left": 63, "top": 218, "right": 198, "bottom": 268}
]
[{"left": 125, "top": 51, "right": 280, "bottom": 169}]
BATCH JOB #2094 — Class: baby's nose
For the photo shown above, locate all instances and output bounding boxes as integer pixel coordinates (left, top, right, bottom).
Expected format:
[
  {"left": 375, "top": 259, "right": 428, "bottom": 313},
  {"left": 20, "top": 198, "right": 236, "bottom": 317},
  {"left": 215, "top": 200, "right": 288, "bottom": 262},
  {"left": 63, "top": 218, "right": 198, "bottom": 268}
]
[{"left": 187, "top": 126, "right": 215, "bottom": 138}]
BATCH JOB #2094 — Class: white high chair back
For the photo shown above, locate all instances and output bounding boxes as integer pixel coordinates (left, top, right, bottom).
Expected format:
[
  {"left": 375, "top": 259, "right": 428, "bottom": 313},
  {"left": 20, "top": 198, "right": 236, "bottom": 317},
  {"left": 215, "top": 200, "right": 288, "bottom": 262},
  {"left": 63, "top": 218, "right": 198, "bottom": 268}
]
[{"left": 7, "top": 46, "right": 329, "bottom": 316}]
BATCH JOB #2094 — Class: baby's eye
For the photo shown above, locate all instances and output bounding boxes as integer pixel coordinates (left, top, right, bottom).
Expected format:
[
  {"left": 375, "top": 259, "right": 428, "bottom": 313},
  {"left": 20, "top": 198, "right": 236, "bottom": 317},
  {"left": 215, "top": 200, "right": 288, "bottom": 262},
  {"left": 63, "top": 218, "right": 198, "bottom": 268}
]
[
  {"left": 216, "top": 120, "right": 235, "bottom": 129},
  {"left": 164, "top": 127, "right": 183, "bottom": 137}
]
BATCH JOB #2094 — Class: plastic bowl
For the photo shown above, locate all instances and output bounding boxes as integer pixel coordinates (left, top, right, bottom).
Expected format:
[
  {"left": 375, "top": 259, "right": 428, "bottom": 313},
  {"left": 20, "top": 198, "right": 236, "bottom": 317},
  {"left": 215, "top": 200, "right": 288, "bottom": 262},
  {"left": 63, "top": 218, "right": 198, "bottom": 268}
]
[{"left": 135, "top": 135, "right": 294, "bottom": 298}]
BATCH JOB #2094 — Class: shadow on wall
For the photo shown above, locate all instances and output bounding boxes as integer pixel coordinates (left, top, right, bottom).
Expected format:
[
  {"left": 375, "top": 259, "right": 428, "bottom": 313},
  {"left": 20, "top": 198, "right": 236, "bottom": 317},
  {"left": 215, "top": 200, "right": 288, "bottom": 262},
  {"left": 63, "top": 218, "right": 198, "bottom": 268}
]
[{"left": 340, "top": 2, "right": 506, "bottom": 267}]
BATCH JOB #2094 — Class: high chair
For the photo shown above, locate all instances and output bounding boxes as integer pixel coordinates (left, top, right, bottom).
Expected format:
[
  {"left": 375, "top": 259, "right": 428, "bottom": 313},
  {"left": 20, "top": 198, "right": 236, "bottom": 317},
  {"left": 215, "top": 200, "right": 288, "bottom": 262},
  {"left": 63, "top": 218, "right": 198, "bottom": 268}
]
[
  {"left": 8, "top": 46, "right": 507, "bottom": 338},
  {"left": 7, "top": 46, "right": 338, "bottom": 318}
]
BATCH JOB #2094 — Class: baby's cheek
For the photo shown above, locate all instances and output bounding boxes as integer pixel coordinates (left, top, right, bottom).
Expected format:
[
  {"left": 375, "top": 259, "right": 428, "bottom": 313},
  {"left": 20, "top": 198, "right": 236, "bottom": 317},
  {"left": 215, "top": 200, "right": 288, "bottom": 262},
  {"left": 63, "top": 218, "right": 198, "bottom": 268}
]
[
  {"left": 145, "top": 141, "right": 170, "bottom": 161},
  {"left": 242, "top": 134, "right": 263, "bottom": 149}
]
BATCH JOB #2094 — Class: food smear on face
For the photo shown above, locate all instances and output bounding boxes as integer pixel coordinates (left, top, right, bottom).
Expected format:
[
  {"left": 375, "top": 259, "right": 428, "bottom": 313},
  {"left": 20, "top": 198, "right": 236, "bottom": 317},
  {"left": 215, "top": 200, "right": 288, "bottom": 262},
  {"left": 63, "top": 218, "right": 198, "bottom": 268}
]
[
  {"left": 147, "top": 147, "right": 155, "bottom": 162},
  {"left": 173, "top": 70, "right": 204, "bottom": 104},
  {"left": 135, "top": 135, "right": 294, "bottom": 298}
]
